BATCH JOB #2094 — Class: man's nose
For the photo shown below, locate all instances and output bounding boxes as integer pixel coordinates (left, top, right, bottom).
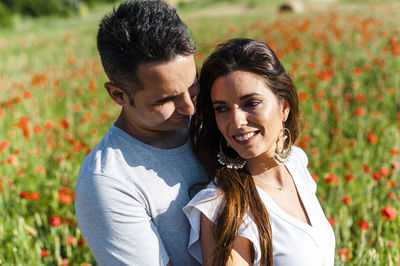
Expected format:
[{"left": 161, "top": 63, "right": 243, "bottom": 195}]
[{"left": 175, "top": 91, "right": 196, "bottom": 116}]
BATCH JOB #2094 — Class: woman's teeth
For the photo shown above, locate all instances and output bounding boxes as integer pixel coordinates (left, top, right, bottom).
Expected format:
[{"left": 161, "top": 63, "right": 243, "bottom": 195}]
[{"left": 234, "top": 132, "right": 256, "bottom": 141}]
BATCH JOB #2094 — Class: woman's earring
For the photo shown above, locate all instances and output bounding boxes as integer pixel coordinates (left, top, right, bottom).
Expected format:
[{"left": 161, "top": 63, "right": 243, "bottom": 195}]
[
  {"left": 217, "top": 139, "right": 246, "bottom": 169},
  {"left": 274, "top": 125, "right": 292, "bottom": 165}
]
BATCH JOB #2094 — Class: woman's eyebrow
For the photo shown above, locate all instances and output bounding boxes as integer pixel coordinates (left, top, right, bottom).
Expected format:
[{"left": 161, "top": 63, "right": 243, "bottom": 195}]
[
  {"left": 212, "top": 93, "right": 261, "bottom": 105},
  {"left": 240, "top": 93, "right": 261, "bottom": 100}
]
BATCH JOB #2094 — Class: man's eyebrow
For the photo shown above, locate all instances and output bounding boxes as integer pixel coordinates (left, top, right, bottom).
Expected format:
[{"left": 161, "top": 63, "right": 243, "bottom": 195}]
[
  {"left": 212, "top": 93, "right": 261, "bottom": 105},
  {"left": 154, "top": 95, "right": 179, "bottom": 104},
  {"left": 212, "top": 100, "right": 226, "bottom": 105},
  {"left": 154, "top": 74, "right": 198, "bottom": 105}
]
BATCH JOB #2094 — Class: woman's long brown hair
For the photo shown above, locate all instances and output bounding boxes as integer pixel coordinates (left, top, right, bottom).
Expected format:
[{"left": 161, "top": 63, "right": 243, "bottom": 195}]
[{"left": 190, "top": 38, "right": 302, "bottom": 266}]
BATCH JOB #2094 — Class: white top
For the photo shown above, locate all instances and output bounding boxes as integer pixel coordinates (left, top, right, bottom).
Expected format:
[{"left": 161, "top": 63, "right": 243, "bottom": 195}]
[
  {"left": 75, "top": 125, "right": 207, "bottom": 266},
  {"left": 183, "top": 146, "right": 335, "bottom": 266}
]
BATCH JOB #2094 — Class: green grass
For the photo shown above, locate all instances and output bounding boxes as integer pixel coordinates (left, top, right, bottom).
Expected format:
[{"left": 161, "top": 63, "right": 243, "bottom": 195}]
[{"left": 0, "top": 1, "right": 399, "bottom": 265}]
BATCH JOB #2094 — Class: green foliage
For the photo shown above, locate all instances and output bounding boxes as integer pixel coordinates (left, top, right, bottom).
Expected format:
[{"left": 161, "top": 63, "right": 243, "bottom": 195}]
[
  {"left": 177, "top": 0, "right": 265, "bottom": 10},
  {"left": 339, "top": 0, "right": 397, "bottom": 2},
  {"left": 81, "top": 0, "right": 120, "bottom": 7},
  {"left": 0, "top": 0, "right": 119, "bottom": 18},
  {"left": 0, "top": 2, "right": 13, "bottom": 28}
]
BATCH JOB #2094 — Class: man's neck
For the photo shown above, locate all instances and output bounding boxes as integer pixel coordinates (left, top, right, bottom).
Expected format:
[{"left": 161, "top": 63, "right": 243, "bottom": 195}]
[{"left": 114, "top": 114, "right": 189, "bottom": 149}]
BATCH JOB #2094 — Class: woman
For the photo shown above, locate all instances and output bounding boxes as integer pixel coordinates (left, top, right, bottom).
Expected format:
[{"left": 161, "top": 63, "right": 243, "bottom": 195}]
[{"left": 183, "top": 38, "right": 335, "bottom": 266}]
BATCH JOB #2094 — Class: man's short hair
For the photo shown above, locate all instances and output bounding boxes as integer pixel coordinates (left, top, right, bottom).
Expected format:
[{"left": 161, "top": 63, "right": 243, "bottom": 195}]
[{"left": 97, "top": 0, "right": 196, "bottom": 103}]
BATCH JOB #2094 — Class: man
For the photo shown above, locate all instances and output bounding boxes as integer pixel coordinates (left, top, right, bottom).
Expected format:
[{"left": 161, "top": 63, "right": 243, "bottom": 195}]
[{"left": 74, "top": 1, "right": 206, "bottom": 265}]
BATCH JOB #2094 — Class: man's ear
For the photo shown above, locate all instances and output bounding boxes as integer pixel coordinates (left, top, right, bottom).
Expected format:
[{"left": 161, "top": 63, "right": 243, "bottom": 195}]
[
  {"left": 282, "top": 98, "right": 291, "bottom": 122},
  {"left": 104, "top": 82, "right": 129, "bottom": 106}
]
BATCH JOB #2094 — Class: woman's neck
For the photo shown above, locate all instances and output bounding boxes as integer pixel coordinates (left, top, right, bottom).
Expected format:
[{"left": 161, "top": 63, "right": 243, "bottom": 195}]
[
  {"left": 246, "top": 152, "right": 278, "bottom": 175},
  {"left": 247, "top": 153, "right": 287, "bottom": 189}
]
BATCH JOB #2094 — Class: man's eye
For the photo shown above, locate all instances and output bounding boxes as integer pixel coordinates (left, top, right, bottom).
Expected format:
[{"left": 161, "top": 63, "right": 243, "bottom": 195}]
[{"left": 154, "top": 96, "right": 176, "bottom": 105}]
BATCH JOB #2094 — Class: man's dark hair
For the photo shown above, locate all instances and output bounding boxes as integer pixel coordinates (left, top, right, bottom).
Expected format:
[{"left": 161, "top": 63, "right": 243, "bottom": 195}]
[{"left": 97, "top": 0, "right": 196, "bottom": 103}]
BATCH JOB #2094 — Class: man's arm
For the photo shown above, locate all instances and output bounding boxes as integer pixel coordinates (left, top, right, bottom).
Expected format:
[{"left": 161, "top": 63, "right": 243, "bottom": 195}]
[{"left": 75, "top": 174, "right": 170, "bottom": 265}]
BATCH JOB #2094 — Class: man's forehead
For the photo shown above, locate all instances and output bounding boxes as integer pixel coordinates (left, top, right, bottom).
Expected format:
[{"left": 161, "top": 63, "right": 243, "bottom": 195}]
[
  {"left": 135, "top": 55, "right": 197, "bottom": 102},
  {"left": 137, "top": 55, "right": 195, "bottom": 71}
]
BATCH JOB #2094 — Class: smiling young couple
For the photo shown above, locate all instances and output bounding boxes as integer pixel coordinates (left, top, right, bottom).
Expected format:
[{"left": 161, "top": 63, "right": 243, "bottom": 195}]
[{"left": 74, "top": 1, "right": 335, "bottom": 265}]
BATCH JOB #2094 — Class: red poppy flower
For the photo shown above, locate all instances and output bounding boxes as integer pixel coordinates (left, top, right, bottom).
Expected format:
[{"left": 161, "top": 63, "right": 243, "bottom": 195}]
[
  {"left": 353, "top": 107, "right": 365, "bottom": 116},
  {"left": 338, "top": 248, "right": 352, "bottom": 261},
  {"left": 19, "top": 192, "right": 30, "bottom": 199},
  {"left": 352, "top": 67, "right": 363, "bottom": 75},
  {"left": 66, "top": 236, "right": 76, "bottom": 245},
  {"left": 381, "top": 206, "right": 398, "bottom": 221},
  {"left": 33, "top": 125, "right": 42, "bottom": 134},
  {"left": 0, "top": 140, "right": 10, "bottom": 152},
  {"left": 367, "top": 133, "right": 378, "bottom": 145},
  {"left": 325, "top": 173, "right": 339, "bottom": 185},
  {"left": 327, "top": 217, "right": 335, "bottom": 227},
  {"left": 358, "top": 220, "right": 369, "bottom": 231},
  {"left": 362, "top": 163, "right": 371, "bottom": 174},
  {"left": 40, "top": 249, "right": 50, "bottom": 258},
  {"left": 345, "top": 174, "right": 355, "bottom": 183},
  {"left": 299, "top": 91, "right": 307, "bottom": 102},
  {"left": 373, "top": 172, "right": 382, "bottom": 181},
  {"left": 311, "top": 173, "right": 319, "bottom": 182},
  {"left": 30, "top": 192, "right": 41, "bottom": 200},
  {"left": 50, "top": 215, "right": 62, "bottom": 227},
  {"left": 380, "top": 168, "right": 391, "bottom": 176},
  {"left": 341, "top": 196, "right": 352, "bottom": 206},
  {"left": 388, "top": 192, "right": 397, "bottom": 200}
]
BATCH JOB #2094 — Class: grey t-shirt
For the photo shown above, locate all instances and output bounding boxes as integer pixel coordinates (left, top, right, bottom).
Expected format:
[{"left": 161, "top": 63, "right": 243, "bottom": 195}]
[{"left": 75, "top": 125, "right": 207, "bottom": 266}]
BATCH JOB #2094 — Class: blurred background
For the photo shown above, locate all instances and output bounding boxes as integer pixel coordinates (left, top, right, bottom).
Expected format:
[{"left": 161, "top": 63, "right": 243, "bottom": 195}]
[{"left": 0, "top": 0, "right": 399, "bottom": 265}]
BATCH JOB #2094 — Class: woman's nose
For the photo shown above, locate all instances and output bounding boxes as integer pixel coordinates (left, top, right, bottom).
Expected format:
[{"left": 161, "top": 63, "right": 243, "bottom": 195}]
[{"left": 230, "top": 108, "right": 247, "bottom": 128}]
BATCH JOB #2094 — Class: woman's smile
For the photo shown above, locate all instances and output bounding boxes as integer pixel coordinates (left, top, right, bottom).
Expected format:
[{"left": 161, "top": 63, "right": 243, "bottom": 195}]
[
  {"left": 232, "top": 130, "right": 260, "bottom": 144},
  {"left": 211, "top": 70, "right": 290, "bottom": 160}
]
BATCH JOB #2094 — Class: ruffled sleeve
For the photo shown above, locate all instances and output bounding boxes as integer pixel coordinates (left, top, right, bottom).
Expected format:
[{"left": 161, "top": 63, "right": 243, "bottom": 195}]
[
  {"left": 290, "top": 146, "right": 317, "bottom": 194},
  {"left": 182, "top": 181, "right": 262, "bottom": 265},
  {"left": 182, "top": 181, "right": 223, "bottom": 263}
]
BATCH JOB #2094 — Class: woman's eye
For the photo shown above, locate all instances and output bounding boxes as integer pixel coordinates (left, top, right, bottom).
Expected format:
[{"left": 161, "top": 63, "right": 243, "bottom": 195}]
[
  {"left": 245, "top": 101, "right": 260, "bottom": 107},
  {"left": 214, "top": 106, "right": 228, "bottom": 113}
]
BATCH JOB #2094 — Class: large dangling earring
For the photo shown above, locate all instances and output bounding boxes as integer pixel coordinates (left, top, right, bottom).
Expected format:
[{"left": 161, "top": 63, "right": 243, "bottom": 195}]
[
  {"left": 274, "top": 124, "right": 292, "bottom": 165},
  {"left": 217, "top": 139, "right": 246, "bottom": 169}
]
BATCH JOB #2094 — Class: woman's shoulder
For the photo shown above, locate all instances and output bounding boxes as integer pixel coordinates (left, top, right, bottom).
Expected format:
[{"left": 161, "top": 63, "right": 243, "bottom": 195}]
[
  {"left": 289, "top": 146, "right": 317, "bottom": 193},
  {"left": 289, "top": 145, "right": 309, "bottom": 167}
]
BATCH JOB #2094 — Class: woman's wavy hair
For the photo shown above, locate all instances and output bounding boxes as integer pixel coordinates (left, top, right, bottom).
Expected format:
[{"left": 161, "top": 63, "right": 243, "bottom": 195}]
[{"left": 190, "top": 38, "right": 302, "bottom": 266}]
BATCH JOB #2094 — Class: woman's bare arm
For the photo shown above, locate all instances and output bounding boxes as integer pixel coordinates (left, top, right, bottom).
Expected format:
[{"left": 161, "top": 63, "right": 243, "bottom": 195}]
[{"left": 200, "top": 213, "right": 253, "bottom": 266}]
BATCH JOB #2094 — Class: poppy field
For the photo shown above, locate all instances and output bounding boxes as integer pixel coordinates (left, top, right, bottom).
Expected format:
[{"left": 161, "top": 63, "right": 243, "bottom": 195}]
[{"left": 0, "top": 2, "right": 399, "bottom": 265}]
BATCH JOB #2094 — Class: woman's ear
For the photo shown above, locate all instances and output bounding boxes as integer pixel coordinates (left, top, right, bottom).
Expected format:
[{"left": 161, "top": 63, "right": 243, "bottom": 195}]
[
  {"left": 282, "top": 98, "right": 290, "bottom": 122},
  {"left": 104, "top": 82, "right": 130, "bottom": 106}
]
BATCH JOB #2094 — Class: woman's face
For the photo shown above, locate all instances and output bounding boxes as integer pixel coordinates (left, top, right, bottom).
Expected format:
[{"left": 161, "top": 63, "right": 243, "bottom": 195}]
[{"left": 211, "top": 71, "right": 290, "bottom": 160}]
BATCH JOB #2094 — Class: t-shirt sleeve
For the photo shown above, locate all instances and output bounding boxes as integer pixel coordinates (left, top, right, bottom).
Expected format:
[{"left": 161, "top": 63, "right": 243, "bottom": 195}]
[
  {"left": 182, "top": 182, "right": 261, "bottom": 265},
  {"left": 75, "top": 174, "right": 170, "bottom": 266}
]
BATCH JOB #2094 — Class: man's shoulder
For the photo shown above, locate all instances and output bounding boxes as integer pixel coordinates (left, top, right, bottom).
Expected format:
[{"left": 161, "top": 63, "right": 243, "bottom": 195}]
[
  {"left": 76, "top": 126, "right": 139, "bottom": 183},
  {"left": 75, "top": 125, "right": 206, "bottom": 203}
]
